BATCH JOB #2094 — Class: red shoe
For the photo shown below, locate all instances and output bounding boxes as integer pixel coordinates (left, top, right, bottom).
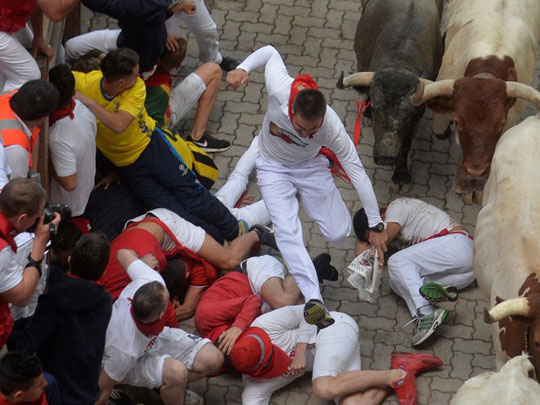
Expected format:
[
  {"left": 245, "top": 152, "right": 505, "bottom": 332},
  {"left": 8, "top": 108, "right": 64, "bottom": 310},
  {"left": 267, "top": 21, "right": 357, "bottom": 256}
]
[
  {"left": 391, "top": 352, "right": 442, "bottom": 376},
  {"left": 392, "top": 367, "right": 418, "bottom": 405}
]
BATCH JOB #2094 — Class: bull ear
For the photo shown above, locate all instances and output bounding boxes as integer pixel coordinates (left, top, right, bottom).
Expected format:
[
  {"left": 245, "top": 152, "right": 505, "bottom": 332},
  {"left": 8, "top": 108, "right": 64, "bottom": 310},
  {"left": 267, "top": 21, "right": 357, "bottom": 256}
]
[{"left": 426, "top": 96, "right": 453, "bottom": 115}]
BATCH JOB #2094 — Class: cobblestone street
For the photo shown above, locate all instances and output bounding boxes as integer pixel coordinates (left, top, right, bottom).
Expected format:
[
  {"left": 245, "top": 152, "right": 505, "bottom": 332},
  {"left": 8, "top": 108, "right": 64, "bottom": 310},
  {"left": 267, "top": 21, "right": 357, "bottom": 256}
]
[{"left": 80, "top": 1, "right": 540, "bottom": 404}]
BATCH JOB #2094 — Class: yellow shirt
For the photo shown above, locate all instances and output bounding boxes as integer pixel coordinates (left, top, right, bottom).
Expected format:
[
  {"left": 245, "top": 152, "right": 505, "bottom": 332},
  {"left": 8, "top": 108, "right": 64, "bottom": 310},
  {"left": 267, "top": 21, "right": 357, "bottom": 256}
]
[{"left": 73, "top": 71, "right": 156, "bottom": 167}]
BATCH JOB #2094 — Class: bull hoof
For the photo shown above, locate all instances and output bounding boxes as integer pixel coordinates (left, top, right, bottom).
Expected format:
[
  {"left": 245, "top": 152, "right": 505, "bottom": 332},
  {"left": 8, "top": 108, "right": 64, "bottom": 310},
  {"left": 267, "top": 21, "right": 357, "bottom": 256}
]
[
  {"left": 389, "top": 181, "right": 412, "bottom": 194},
  {"left": 474, "top": 190, "right": 483, "bottom": 205},
  {"left": 452, "top": 181, "right": 465, "bottom": 194}
]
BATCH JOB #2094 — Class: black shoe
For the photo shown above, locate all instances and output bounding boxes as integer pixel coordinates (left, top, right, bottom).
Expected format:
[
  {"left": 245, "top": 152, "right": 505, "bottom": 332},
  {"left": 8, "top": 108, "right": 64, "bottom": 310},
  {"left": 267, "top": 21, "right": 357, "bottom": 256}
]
[
  {"left": 249, "top": 224, "right": 279, "bottom": 251},
  {"left": 312, "top": 253, "right": 338, "bottom": 283},
  {"left": 187, "top": 133, "right": 231, "bottom": 153},
  {"left": 219, "top": 56, "right": 240, "bottom": 72}
]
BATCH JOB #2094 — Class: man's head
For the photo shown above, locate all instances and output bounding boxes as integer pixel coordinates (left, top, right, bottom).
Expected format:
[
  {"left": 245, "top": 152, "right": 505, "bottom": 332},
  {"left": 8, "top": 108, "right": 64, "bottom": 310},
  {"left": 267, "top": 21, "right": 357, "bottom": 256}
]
[
  {"left": 70, "top": 233, "right": 110, "bottom": 280},
  {"left": 0, "top": 352, "right": 46, "bottom": 403},
  {"left": 353, "top": 208, "right": 370, "bottom": 243},
  {"left": 132, "top": 281, "right": 169, "bottom": 323},
  {"left": 229, "top": 327, "right": 290, "bottom": 379},
  {"left": 9, "top": 80, "right": 59, "bottom": 127},
  {"left": 71, "top": 49, "right": 105, "bottom": 73},
  {"left": 291, "top": 89, "right": 326, "bottom": 138},
  {"left": 51, "top": 219, "right": 82, "bottom": 271},
  {"left": 157, "top": 37, "right": 187, "bottom": 73},
  {"left": 100, "top": 48, "right": 140, "bottom": 91},
  {"left": 0, "top": 178, "right": 46, "bottom": 232},
  {"left": 161, "top": 259, "right": 187, "bottom": 308},
  {"left": 49, "top": 64, "right": 75, "bottom": 109}
]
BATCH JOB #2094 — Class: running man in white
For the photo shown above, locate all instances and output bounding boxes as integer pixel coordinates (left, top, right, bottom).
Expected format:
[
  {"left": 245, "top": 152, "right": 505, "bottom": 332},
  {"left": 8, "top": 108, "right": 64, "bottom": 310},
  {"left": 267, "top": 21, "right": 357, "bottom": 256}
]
[
  {"left": 230, "top": 305, "right": 441, "bottom": 405},
  {"left": 353, "top": 197, "right": 476, "bottom": 346},
  {"left": 227, "top": 45, "right": 388, "bottom": 328}
]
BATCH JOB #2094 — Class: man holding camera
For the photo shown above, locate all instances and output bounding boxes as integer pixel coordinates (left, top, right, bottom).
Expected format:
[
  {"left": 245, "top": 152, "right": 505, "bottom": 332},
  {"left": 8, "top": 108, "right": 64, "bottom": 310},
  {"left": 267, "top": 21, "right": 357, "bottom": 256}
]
[{"left": 0, "top": 178, "right": 60, "bottom": 348}]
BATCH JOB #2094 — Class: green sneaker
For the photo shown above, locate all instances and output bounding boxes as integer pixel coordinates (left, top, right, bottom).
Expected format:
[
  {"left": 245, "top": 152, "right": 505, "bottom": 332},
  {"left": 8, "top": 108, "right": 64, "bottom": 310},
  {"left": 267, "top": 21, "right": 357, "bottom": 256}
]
[
  {"left": 411, "top": 308, "right": 449, "bottom": 346},
  {"left": 419, "top": 282, "right": 458, "bottom": 303},
  {"left": 303, "top": 300, "right": 335, "bottom": 329}
]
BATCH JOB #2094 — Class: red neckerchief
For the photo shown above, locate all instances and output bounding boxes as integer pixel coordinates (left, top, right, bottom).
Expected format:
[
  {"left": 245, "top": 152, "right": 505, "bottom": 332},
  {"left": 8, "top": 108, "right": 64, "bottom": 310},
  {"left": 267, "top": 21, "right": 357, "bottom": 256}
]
[
  {"left": 130, "top": 305, "right": 165, "bottom": 336},
  {"left": 0, "top": 213, "right": 17, "bottom": 253},
  {"left": 288, "top": 74, "right": 323, "bottom": 139},
  {"left": 144, "top": 71, "right": 172, "bottom": 88},
  {"left": 49, "top": 99, "right": 76, "bottom": 127}
]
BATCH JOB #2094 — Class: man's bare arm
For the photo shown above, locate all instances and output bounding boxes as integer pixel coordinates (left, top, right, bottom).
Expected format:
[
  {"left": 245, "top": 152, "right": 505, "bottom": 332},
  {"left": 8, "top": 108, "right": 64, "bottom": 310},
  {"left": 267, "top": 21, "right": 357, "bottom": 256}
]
[
  {"left": 75, "top": 92, "right": 134, "bottom": 134},
  {"left": 95, "top": 369, "right": 117, "bottom": 405},
  {"left": 36, "top": 0, "right": 80, "bottom": 22}
]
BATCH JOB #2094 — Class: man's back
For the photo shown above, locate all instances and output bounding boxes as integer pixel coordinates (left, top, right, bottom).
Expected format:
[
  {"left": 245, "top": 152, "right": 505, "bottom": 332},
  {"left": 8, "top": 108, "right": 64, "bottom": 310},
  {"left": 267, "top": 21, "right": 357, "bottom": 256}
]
[{"left": 8, "top": 266, "right": 112, "bottom": 404}]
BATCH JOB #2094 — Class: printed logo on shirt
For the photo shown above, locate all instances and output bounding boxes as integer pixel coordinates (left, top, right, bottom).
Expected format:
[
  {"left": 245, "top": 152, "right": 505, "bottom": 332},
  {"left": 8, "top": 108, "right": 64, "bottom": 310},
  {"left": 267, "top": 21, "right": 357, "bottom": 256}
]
[
  {"left": 269, "top": 122, "right": 309, "bottom": 147},
  {"left": 145, "top": 336, "right": 158, "bottom": 353}
]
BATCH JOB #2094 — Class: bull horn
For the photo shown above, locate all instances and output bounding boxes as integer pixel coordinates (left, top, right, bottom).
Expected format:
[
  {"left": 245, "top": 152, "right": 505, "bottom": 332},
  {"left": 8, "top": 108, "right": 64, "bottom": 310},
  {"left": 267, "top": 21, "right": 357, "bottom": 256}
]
[
  {"left": 337, "top": 72, "right": 375, "bottom": 89},
  {"left": 483, "top": 297, "right": 531, "bottom": 324},
  {"left": 505, "top": 81, "right": 540, "bottom": 109},
  {"left": 411, "top": 79, "right": 455, "bottom": 106}
]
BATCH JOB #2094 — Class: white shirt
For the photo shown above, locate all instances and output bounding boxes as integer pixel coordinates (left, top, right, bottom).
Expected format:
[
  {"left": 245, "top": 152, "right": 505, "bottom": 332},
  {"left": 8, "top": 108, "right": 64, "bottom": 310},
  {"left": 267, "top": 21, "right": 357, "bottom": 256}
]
[
  {"left": 49, "top": 101, "right": 97, "bottom": 216},
  {"left": 237, "top": 45, "right": 382, "bottom": 227},
  {"left": 102, "top": 259, "right": 165, "bottom": 382},
  {"left": 385, "top": 197, "right": 456, "bottom": 246},
  {"left": 3, "top": 111, "right": 32, "bottom": 179},
  {"left": 0, "top": 144, "right": 11, "bottom": 188}
]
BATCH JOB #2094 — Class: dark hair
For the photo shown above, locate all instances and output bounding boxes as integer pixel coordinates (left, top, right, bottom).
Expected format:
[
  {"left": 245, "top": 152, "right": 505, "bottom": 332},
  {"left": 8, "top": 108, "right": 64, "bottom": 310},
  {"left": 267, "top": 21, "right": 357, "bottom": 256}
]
[
  {"left": 71, "top": 50, "right": 104, "bottom": 73},
  {"left": 132, "top": 281, "right": 167, "bottom": 322},
  {"left": 9, "top": 80, "right": 59, "bottom": 121},
  {"left": 0, "top": 352, "right": 43, "bottom": 396},
  {"left": 0, "top": 178, "right": 46, "bottom": 218},
  {"left": 158, "top": 37, "right": 187, "bottom": 72},
  {"left": 51, "top": 219, "right": 82, "bottom": 254},
  {"left": 353, "top": 208, "right": 369, "bottom": 243},
  {"left": 49, "top": 64, "right": 75, "bottom": 108},
  {"left": 70, "top": 233, "right": 110, "bottom": 281},
  {"left": 161, "top": 259, "right": 187, "bottom": 303},
  {"left": 100, "top": 48, "right": 139, "bottom": 81},
  {"left": 292, "top": 88, "right": 326, "bottom": 121}
]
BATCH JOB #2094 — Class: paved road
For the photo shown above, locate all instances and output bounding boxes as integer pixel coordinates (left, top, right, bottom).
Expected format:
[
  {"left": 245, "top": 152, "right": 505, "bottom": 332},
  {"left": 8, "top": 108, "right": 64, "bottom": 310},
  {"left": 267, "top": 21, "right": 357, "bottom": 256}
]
[{"left": 81, "top": 1, "right": 540, "bottom": 403}]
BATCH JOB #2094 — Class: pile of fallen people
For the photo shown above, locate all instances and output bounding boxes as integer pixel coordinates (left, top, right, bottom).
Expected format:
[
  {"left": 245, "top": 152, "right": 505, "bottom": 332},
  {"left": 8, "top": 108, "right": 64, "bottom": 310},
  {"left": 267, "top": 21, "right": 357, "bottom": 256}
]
[{"left": 0, "top": 1, "right": 477, "bottom": 405}]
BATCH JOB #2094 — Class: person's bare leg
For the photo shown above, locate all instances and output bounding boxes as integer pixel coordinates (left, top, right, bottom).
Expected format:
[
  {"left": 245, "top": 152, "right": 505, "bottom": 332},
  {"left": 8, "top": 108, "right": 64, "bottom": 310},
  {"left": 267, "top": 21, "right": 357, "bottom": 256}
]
[
  {"left": 197, "top": 231, "right": 259, "bottom": 270},
  {"left": 313, "top": 369, "right": 404, "bottom": 401},
  {"left": 190, "top": 62, "right": 221, "bottom": 141},
  {"left": 160, "top": 358, "right": 189, "bottom": 405},
  {"left": 339, "top": 387, "right": 390, "bottom": 405},
  {"left": 261, "top": 276, "right": 302, "bottom": 309},
  {"left": 188, "top": 343, "right": 224, "bottom": 381}
]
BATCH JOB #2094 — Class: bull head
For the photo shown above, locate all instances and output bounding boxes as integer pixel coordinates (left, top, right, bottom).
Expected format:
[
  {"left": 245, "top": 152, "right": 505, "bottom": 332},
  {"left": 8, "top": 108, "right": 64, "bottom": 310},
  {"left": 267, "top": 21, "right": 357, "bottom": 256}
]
[
  {"left": 411, "top": 77, "right": 540, "bottom": 178},
  {"left": 483, "top": 275, "right": 540, "bottom": 381}
]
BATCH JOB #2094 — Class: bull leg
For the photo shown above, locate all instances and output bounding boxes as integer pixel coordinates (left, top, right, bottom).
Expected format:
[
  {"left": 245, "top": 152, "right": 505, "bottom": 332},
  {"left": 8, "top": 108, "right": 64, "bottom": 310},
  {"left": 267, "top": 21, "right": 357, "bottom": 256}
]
[
  {"left": 452, "top": 160, "right": 475, "bottom": 205},
  {"left": 390, "top": 135, "right": 413, "bottom": 194}
]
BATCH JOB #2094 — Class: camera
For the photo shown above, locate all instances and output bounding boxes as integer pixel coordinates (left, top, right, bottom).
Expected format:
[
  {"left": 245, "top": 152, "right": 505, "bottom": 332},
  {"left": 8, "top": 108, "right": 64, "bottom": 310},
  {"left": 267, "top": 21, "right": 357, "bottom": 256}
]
[{"left": 43, "top": 204, "right": 71, "bottom": 224}]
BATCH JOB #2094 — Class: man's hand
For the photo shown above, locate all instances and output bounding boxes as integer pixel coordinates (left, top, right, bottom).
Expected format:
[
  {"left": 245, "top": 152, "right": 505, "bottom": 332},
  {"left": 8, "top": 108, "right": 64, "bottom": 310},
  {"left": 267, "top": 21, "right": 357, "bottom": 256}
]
[
  {"left": 94, "top": 170, "right": 120, "bottom": 190},
  {"left": 226, "top": 69, "right": 249, "bottom": 89},
  {"left": 166, "top": 35, "right": 180, "bottom": 52},
  {"left": 31, "top": 36, "right": 54, "bottom": 62},
  {"left": 170, "top": 0, "right": 196, "bottom": 14},
  {"left": 289, "top": 347, "right": 307, "bottom": 376},
  {"left": 34, "top": 212, "right": 60, "bottom": 243},
  {"left": 140, "top": 253, "right": 159, "bottom": 270},
  {"left": 369, "top": 229, "right": 388, "bottom": 265},
  {"left": 217, "top": 326, "right": 243, "bottom": 355}
]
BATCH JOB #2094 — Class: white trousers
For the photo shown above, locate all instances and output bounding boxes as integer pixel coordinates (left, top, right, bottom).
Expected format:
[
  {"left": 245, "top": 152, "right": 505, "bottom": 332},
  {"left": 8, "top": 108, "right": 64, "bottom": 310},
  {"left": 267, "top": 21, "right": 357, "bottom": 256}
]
[
  {"left": 64, "top": 29, "right": 120, "bottom": 60},
  {"left": 0, "top": 30, "right": 40, "bottom": 92},
  {"left": 215, "top": 136, "right": 270, "bottom": 227},
  {"left": 241, "top": 312, "right": 360, "bottom": 405},
  {"left": 256, "top": 155, "right": 352, "bottom": 302},
  {"left": 387, "top": 233, "right": 475, "bottom": 317},
  {"left": 165, "top": 0, "right": 222, "bottom": 64}
]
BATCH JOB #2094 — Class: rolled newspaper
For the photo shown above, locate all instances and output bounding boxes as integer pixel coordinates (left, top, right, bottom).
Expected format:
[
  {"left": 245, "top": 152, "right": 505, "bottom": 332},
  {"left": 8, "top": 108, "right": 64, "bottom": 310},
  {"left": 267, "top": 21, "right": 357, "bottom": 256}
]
[{"left": 346, "top": 246, "right": 382, "bottom": 303}]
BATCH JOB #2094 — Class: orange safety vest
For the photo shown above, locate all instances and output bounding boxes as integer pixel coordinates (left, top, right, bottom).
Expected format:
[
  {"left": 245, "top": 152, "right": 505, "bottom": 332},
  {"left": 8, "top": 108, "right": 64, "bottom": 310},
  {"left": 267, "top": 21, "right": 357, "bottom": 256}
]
[{"left": 0, "top": 91, "right": 40, "bottom": 169}]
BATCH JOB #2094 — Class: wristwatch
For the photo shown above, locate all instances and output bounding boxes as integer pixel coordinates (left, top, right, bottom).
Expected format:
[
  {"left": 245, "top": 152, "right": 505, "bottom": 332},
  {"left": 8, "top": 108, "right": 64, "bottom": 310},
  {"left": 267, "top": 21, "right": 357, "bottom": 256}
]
[
  {"left": 25, "top": 254, "right": 43, "bottom": 277},
  {"left": 369, "top": 222, "right": 385, "bottom": 233}
]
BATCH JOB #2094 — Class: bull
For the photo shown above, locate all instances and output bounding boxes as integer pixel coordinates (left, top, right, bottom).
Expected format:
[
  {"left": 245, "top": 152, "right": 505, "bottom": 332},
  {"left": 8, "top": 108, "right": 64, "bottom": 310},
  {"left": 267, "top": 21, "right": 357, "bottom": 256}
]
[
  {"left": 451, "top": 354, "right": 540, "bottom": 404},
  {"left": 474, "top": 113, "right": 540, "bottom": 380},
  {"left": 337, "top": 0, "right": 443, "bottom": 192},
  {"left": 411, "top": 0, "right": 540, "bottom": 204}
]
